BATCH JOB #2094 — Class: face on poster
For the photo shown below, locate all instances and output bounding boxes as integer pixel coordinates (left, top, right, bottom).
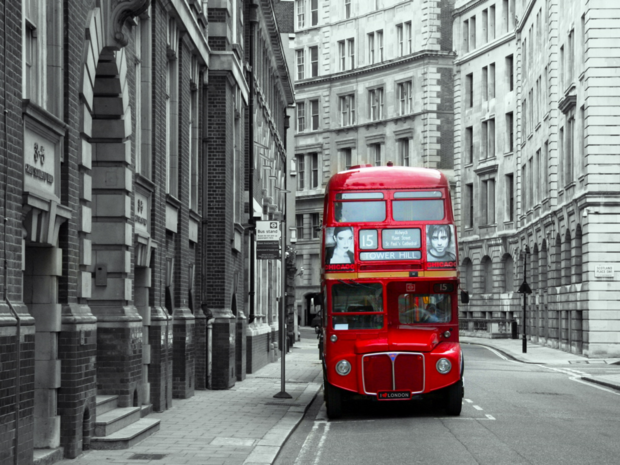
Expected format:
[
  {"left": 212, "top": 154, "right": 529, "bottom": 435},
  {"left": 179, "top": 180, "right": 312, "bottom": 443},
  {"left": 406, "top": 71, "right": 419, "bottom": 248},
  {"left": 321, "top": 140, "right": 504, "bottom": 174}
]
[
  {"left": 426, "top": 225, "right": 456, "bottom": 264},
  {"left": 325, "top": 226, "right": 355, "bottom": 264}
]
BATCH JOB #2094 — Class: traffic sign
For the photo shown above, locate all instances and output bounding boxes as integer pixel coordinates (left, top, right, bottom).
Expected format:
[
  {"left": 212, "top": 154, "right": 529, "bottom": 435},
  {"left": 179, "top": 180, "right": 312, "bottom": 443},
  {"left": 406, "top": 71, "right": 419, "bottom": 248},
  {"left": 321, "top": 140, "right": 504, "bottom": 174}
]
[{"left": 256, "top": 221, "right": 281, "bottom": 241}]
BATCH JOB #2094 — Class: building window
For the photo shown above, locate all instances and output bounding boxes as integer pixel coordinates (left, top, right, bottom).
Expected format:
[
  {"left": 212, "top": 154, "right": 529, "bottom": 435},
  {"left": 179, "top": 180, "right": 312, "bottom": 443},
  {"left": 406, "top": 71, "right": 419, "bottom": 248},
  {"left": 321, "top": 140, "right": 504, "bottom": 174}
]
[
  {"left": 482, "top": 66, "right": 488, "bottom": 101},
  {"left": 310, "top": 99, "right": 319, "bottom": 130},
  {"left": 296, "top": 102, "right": 305, "bottom": 132},
  {"left": 521, "top": 99, "right": 527, "bottom": 140},
  {"left": 397, "top": 81, "right": 413, "bottom": 115},
  {"left": 347, "top": 38, "right": 355, "bottom": 69},
  {"left": 521, "top": 164, "right": 527, "bottom": 211},
  {"left": 311, "top": 0, "right": 318, "bottom": 26},
  {"left": 482, "top": 9, "right": 488, "bottom": 43},
  {"left": 369, "top": 88, "right": 384, "bottom": 121},
  {"left": 469, "top": 15, "right": 476, "bottom": 50},
  {"left": 344, "top": 0, "right": 351, "bottom": 19},
  {"left": 310, "top": 46, "right": 318, "bottom": 77},
  {"left": 371, "top": 143, "right": 382, "bottom": 166},
  {"left": 567, "top": 116, "right": 575, "bottom": 184},
  {"left": 489, "top": 63, "right": 496, "bottom": 99},
  {"left": 465, "top": 183, "right": 474, "bottom": 228},
  {"left": 490, "top": 5, "right": 496, "bottom": 40},
  {"left": 466, "top": 126, "right": 473, "bottom": 164},
  {"left": 296, "top": 0, "right": 305, "bottom": 28},
  {"left": 311, "top": 213, "right": 320, "bottom": 239},
  {"left": 339, "top": 94, "right": 355, "bottom": 126},
  {"left": 296, "top": 49, "right": 304, "bottom": 79},
  {"left": 482, "top": 179, "right": 495, "bottom": 225},
  {"left": 341, "top": 148, "right": 352, "bottom": 170},
  {"left": 398, "top": 139, "right": 409, "bottom": 166},
  {"left": 296, "top": 214, "right": 304, "bottom": 240},
  {"left": 568, "top": 29, "right": 575, "bottom": 85},
  {"left": 466, "top": 73, "right": 473, "bottom": 108},
  {"left": 506, "top": 112, "right": 514, "bottom": 152},
  {"left": 338, "top": 40, "right": 345, "bottom": 71},
  {"left": 543, "top": 140, "right": 549, "bottom": 198},
  {"left": 505, "top": 173, "right": 514, "bottom": 221},
  {"left": 522, "top": 38, "right": 527, "bottom": 73},
  {"left": 506, "top": 54, "right": 514, "bottom": 91},
  {"left": 405, "top": 21, "right": 412, "bottom": 53},
  {"left": 504, "top": 255, "right": 514, "bottom": 292},
  {"left": 396, "top": 21, "right": 412, "bottom": 57},
  {"left": 368, "top": 30, "right": 384, "bottom": 65},
  {"left": 535, "top": 149, "right": 541, "bottom": 204},
  {"left": 463, "top": 19, "right": 469, "bottom": 53},
  {"left": 487, "top": 118, "right": 495, "bottom": 158},
  {"left": 297, "top": 154, "right": 305, "bottom": 190},
  {"left": 482, "top": 257, "right": 493, "bottom": 294},
  {"left": 310, "top": 153, "right": 319, "bottom": 188},
  {"left": 166, "top": 19, "right": 179, "bottom": 198}
]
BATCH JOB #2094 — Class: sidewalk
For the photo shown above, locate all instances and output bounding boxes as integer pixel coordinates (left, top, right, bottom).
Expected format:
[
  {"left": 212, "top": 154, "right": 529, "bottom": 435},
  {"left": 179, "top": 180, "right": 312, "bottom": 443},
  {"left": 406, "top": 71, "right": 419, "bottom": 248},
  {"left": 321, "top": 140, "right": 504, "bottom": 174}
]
[
  {"left": 461, "top": 336, "right": 620, "bottom": 392},
  {"left": 59, "top": 336, "right": 323, "bottom": 465}
]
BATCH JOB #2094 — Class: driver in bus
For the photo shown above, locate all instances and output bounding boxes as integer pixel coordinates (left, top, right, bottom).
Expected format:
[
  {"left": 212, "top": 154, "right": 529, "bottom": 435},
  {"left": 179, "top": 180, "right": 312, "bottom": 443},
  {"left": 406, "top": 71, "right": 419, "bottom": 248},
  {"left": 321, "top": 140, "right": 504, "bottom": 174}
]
[
  {"left": 325, "top": 227, "right": 354, "bottom": 264},
  {"left": 427, "top": 225, "right": 456, "bottom": 262}
]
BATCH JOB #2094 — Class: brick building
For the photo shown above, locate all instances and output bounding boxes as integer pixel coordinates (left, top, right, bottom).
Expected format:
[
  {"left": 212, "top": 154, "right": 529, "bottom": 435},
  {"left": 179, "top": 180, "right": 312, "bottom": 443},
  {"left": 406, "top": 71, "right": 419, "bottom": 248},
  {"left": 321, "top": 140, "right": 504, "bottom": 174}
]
[
  {"left": 0, "top": 0, "right": 293, "bottom": 464},
  {"left": 454, "top": 0, "right": 620, "bottom": 356},
  {"left": 291, "top": 0, "right": 456, "bottom": 325}
]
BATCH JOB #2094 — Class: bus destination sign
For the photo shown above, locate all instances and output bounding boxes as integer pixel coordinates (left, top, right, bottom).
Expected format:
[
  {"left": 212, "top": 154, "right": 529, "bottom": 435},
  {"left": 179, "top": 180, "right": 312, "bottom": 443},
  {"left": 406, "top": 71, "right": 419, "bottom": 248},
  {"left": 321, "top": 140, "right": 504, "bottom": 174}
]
[
  {"left": 382, "top": 229, "right": 421, "bottom": 249},
  {"left": 360, "top": 251, "right": 422, "bottom": 261}
]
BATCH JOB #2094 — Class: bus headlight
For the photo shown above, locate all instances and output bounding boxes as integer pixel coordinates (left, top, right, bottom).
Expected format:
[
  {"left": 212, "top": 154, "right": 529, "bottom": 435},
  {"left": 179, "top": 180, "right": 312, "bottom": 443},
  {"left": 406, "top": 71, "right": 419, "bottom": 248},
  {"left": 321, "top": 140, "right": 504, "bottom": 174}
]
[
  {"left": 436, "top": 358, "right": 452, "bottom": 374},
  {"left": 335, "top": 360, "right": 351, "bottom": 376}
]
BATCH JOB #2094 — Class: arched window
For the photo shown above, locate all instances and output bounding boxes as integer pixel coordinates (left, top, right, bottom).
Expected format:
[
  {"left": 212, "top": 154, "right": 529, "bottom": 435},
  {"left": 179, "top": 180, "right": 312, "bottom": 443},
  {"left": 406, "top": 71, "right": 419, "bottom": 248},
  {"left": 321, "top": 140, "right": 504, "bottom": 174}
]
[
  {"left": 573, "top": 225, "right": 582, "bottom": 284},
  {"left": 462, "top": 258, "right": 474, "bottom": 294},
  {"left": 539, "top": 239, "right": 548, "bottom": 290},
  {"left": 481, "top": 256, "right": 493, "bottom": 294},
  {"left": 562, "top": 230, "right": 571, "bottom": 286},
  {"left": 531, "top": 244, "right": 539, "bottom": 292},
  {"left": 502, "top": 254, "right": 514, "bottom": 292}
]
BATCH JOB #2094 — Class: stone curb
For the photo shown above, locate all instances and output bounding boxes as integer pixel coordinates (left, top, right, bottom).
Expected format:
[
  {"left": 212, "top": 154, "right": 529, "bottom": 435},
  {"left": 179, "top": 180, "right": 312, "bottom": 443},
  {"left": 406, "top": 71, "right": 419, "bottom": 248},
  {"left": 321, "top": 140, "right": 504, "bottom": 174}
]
[
  {"left": 243, "top": 382, "right": 322, "bottom": 465},
  {"left": 580, "top": 376, "right": 620, "bottom": 392}
]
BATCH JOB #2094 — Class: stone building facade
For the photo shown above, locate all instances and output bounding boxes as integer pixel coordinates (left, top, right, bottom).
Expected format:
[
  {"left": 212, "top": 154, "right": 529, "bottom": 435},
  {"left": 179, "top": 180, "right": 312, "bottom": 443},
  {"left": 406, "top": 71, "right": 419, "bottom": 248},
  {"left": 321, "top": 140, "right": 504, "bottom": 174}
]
[
  {"left": 454, "top": 0, "right": 620, "bottom": 356},
  {"left": 0, "top": 1, "right": 293, "bottom": 464},
  {"left": 291, "top": 0, "right": 456, "bottom": 324}
]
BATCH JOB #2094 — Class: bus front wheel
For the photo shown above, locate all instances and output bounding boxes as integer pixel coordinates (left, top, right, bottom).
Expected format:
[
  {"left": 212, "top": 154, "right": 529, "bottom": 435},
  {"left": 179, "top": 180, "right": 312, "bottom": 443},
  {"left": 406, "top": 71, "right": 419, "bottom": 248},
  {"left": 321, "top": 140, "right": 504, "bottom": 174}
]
[
  {"left": 324, "top": 379, "right": 343, "bottom": 419},
  {"left": 445, "top": 380, "right": 463, "bottom": 416}
]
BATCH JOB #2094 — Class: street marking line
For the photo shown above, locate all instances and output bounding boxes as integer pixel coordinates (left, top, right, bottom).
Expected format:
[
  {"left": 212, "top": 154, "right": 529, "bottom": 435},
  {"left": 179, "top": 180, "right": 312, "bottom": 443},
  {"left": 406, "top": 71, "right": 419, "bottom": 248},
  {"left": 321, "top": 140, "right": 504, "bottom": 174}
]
[
  {"left": 485, "top": 414, "right": 496, "bottom": 420},
  {"left": 464, "top": 398, "right": 474, "bottom": 403},
  {"left": 473, "top": 405, "right": 483, "bottom": 411},
  {"left": 313, "top": 422, "right": 330, "bottom": 465},
  {"left": 569, "top": 376, "right": 620, "bottom": 396}
]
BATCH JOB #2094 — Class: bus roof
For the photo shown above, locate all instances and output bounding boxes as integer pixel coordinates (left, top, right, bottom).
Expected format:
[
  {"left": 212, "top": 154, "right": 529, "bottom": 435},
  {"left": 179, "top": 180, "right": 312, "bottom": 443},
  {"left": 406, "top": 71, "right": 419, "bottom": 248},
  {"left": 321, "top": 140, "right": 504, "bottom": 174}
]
[{"left": 326, "top": 166, "right": 449, "bottom": 192}]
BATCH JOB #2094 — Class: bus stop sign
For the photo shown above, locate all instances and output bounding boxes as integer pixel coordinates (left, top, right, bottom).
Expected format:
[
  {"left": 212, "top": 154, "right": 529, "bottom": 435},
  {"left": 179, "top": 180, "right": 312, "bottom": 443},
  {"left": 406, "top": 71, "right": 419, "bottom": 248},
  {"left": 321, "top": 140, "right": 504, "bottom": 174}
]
[{"left": 256, "top": 221, "right": 281, "bottom": 259}]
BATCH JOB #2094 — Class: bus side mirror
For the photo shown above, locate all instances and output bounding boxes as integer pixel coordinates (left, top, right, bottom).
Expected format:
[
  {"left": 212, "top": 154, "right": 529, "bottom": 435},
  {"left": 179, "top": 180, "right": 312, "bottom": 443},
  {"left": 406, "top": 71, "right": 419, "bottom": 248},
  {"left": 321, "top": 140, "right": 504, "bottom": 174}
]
[{"left": 460, "top": 291, "right": 470, "bottom": 304}]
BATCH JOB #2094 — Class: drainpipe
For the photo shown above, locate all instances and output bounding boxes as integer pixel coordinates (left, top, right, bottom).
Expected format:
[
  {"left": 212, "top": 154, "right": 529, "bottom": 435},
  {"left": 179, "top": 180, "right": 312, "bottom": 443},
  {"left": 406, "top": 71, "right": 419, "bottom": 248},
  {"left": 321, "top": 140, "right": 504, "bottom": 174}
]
[
  {"left": 248, "top": 1, "right": 258, "bottom": 324},
  {"left": 3, "top": 2, "right": 22, "bottom": 462}
]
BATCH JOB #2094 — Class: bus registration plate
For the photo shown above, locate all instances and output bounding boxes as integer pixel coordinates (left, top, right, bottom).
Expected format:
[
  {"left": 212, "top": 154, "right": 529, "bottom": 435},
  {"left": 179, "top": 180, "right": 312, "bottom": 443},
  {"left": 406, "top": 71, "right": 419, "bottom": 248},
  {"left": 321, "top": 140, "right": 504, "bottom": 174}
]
[{"left": 377, "top": 391, "right": 412, "bottom": 401}]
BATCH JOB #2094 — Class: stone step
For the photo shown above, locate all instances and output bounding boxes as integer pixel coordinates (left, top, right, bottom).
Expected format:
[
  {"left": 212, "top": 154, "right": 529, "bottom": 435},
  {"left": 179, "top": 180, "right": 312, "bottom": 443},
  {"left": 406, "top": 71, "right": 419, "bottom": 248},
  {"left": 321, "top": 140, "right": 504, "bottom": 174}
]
[
  {"left": 140, "top": 404, "right": 152, "bottom": 418},
  {"left": 90, "top": 418, "right": 160, "bottom": 450},
  {"left": 96, "top": 395, "right": 119, "bottom": 415},
  {"left": 33, "top": 447, "right": 63, "bottom": 465},
  {"left": 94, "top": 406, "right": 142, "bottom": 437}
]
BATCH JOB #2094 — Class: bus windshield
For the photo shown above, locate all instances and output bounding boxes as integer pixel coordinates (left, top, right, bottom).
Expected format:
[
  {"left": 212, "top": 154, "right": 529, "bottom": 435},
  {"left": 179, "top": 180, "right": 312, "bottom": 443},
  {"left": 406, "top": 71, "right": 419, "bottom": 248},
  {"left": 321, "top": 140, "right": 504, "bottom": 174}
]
[
  {"left": 397, "top": 293, "right": 452, "bottom": 324},
  {"left": 332, "top": 282, "right": 383, "bottom": 330}
]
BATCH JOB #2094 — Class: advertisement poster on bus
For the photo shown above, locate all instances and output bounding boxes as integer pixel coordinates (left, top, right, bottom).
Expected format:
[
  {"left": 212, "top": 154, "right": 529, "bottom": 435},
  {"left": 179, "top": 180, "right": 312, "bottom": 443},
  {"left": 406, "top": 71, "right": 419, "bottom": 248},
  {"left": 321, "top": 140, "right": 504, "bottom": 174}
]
[
  {"left": 324, "top": 226, "right": 355, "bottom": 271},
  {"left": 426, "top": 224, "right": 456, "bottom": 269}
]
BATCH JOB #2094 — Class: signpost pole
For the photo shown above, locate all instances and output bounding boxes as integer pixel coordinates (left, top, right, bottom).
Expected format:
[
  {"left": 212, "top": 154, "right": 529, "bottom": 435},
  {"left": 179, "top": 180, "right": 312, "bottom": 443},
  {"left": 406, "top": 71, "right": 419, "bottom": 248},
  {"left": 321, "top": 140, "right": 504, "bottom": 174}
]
[{"left": 274, "top": 220, "right": 291, "bottom": 400}]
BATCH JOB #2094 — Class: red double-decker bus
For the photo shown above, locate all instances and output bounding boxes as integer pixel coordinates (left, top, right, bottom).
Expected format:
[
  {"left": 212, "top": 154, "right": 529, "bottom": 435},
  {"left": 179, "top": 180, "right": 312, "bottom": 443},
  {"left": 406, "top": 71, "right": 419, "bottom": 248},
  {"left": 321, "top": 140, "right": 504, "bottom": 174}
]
[{"left": 319, "top": 165, "right": 463, "bottom": 418}]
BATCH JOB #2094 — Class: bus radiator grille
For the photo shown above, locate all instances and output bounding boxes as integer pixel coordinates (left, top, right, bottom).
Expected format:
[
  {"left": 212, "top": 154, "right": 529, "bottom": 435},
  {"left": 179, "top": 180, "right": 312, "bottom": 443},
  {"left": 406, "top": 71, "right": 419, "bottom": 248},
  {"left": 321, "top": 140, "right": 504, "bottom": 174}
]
[{"left": 362, "top": 353, "right": 424, "bottom": 394}]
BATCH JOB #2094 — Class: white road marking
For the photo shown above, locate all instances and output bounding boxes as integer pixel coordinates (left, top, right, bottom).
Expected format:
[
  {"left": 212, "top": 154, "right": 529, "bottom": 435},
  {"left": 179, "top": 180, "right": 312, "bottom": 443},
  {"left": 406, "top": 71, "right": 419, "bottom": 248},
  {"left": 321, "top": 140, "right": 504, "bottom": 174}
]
[
  {"left": 294, "top": 420, "right": 331, "bottom": 465},
  {"left": 485, "top": 414, "right": 496, "bottom": 420},
  {"left": 464, "top": 398, "right": 474, "bottom": 403},
  {"left": 569, "top": 376, "right": 620, "bottom": 396},
  {"left": 473, "top": 405, "right": 483, "bottom": 411}
]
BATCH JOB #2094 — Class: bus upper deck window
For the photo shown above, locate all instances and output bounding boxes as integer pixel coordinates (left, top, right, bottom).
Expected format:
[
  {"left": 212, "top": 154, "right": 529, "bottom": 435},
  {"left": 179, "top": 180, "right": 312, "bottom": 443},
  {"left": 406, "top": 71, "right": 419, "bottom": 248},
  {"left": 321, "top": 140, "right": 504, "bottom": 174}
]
[
  {"left": 334, "top": 201, "right": 386, "bottom": 223},
  {"left": 393, "top": 200, "right": 444, "bottom": 221}
]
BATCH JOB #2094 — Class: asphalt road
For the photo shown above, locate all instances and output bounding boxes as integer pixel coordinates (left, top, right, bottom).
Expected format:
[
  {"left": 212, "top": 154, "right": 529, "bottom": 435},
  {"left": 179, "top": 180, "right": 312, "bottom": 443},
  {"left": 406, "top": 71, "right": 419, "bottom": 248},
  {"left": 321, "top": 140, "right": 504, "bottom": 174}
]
[{"left": 275, "top": 343, "right": 620, "bottom": 465}]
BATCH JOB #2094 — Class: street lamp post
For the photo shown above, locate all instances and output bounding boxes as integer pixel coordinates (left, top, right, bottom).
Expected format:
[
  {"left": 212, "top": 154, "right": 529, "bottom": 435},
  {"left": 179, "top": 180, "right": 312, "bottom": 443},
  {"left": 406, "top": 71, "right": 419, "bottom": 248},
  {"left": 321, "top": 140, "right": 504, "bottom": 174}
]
[{"left": 274, "top": 186, "right": 292, "bottom": 399}]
